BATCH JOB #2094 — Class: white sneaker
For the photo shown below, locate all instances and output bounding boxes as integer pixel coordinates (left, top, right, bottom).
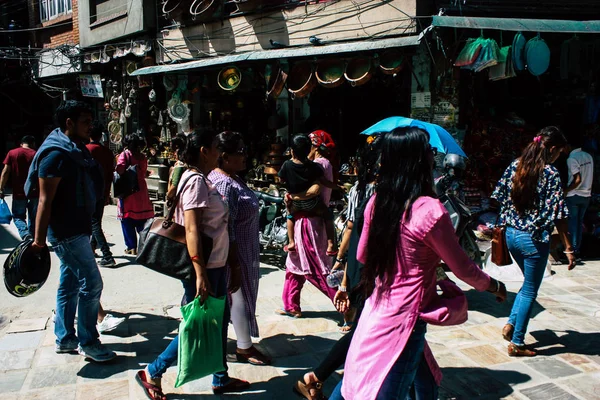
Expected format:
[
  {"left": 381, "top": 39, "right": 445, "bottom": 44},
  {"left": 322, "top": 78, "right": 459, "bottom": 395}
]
[
  {"left": 78, "top": 343, "right": 116, "bottom": 362},
  {"left": 97, "top": 314, "right": 125, "bottom": 334}
]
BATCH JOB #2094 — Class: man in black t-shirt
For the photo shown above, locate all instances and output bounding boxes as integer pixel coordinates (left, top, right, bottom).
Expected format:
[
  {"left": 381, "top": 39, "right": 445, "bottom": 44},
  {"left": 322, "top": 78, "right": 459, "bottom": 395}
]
[{"left": 29, "top": 101, "right": 116, "bottom": 363}]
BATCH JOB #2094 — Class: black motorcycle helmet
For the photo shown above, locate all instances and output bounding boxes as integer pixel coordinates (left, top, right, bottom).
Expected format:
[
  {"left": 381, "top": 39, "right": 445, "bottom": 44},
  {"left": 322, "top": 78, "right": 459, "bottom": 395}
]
[{"left": 4, "top": 239, "right": 51, "bottom": 297}]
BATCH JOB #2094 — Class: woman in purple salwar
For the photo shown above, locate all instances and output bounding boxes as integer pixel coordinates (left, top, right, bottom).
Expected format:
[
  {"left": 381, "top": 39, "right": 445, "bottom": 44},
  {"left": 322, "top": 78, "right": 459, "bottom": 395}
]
[{"left": 209, "top": 131, "right": 271, "bottom": 366}]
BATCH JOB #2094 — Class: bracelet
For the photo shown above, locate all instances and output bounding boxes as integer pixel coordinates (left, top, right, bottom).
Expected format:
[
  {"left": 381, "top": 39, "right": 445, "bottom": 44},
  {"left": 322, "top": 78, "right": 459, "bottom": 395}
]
[
  {"left": 563, "top": 251, "right": 574, "bottom": 254},
  {"left": 335, "top": 257, "right": 345, "bottom": 264},
  {"left": 191, "top": 255, "right": 201, "bottom": 263},
  {"left": 338, "top": 285, "right": 347, "bottom": 293},
  {"left": 496, "top": 280, "right": 500, "bottom": 293}
]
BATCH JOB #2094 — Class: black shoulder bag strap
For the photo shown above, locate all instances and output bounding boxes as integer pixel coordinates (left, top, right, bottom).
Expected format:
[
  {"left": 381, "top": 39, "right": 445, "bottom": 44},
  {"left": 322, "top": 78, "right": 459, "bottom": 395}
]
[{"left": 164, "top": 172, "right": 204, "bottom": 223}]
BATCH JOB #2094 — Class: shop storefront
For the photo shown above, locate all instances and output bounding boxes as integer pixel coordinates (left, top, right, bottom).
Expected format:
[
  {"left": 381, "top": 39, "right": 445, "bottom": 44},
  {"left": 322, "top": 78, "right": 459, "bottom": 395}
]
[
  {"left": 426, "top": 15, "right": 600, "bottom": 256},
  {"left": 130, "top": 35, "right": 420, "bottom": 193}
]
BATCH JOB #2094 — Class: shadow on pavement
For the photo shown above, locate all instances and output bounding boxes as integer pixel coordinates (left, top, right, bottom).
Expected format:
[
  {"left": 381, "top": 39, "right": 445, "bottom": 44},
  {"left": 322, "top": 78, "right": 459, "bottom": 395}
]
[
  {"left": 0, "top": 223, "right": 20, "bottom": 255},
  {"left": 440, "top": 367, "right": 530, "bottom": 399},
  {"left": 530, "top": 329, "right": 600, "bottom": 356},
  {"left": 260, "top": 250, "right": 286, "bottom": 271},
  {"left": 464, "top": 289, "right": 545, "bottom": 320},
  {"left": 77, "top": 311, "right": 180, "bottom": 380}
]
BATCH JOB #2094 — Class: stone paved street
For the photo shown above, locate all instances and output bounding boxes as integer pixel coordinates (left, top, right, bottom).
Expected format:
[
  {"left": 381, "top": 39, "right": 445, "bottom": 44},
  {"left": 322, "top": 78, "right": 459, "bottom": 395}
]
[{"left": 1, "top": 203, "right": 599, "bottom": 399}]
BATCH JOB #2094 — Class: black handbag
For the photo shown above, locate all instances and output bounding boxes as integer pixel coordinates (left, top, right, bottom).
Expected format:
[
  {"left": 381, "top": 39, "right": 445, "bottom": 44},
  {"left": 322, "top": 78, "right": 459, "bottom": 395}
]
[
  {"left": 113, "top": 151, "right": 140, "bottom": 199},
  {"left": 136, "top": 173, "right": 213, "bottom": 281}
]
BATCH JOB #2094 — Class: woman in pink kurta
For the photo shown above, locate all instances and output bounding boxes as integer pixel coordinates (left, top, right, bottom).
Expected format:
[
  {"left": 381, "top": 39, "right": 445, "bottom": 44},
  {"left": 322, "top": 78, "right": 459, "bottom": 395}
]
[
  {"left": 116, "top": 134, "right": 154, "bottom": 253},
  {"left": 331, "top": 128, "right": 506, "bottom": 400}
]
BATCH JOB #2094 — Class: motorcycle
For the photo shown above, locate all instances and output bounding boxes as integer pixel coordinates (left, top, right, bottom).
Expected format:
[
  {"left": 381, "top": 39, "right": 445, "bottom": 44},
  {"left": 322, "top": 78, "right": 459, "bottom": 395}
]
[
  {"left": 435, "top": 171, "right": 483, "bottom": 268},
  {"left": 254, "top": 190, "right": 288, "bottom": 252}
]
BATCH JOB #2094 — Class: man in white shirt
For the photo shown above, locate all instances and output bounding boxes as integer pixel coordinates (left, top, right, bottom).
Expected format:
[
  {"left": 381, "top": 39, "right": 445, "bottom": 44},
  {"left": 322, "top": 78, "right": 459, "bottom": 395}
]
[{"left": 566, "top": 139, "right": 594, "bottom": 258}]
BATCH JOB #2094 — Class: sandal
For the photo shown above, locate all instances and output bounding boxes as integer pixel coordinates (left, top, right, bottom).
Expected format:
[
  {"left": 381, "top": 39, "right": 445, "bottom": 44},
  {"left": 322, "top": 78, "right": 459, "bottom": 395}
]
[
  {"left": 508, "top": 343, "right": 536, "bottom": 357},
  {"left": 284, "top": 245, "right": 297, "bottom": 253},
  {"left": 135, "top": 370, "right": 167, "bottom": 400},
  {"left": 276, "top": 308, "right": 302, "bottom": 318},
  {"left": 236, "top": 346, "right": 272, "bottom": 366},
  {"left": 294, "top": 379, "right": 326, "bottom": 400},
  {"left": 212, "top": 377, "right": 250, "bottom": 394},
  {"left": 340, "top": 322, "right": 353, "bottom": 333}
]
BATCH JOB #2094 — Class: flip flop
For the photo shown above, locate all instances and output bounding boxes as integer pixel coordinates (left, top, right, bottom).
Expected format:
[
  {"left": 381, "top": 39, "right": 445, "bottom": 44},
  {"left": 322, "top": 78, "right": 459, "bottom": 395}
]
[
  {"left": 236, "top": 346, "right": 272, "bottom": 365},
  {"left": 340, "top": 322, "right": 354, "bottom": 333},
  {"left": 276, "top": 308, "right": 302, "bottom": 318},
  {"left": 294, "top": 379, "right": 326, "bottom": 400},
  {"left": 135, "top": 370, "right": 167, "bottom": 400}
]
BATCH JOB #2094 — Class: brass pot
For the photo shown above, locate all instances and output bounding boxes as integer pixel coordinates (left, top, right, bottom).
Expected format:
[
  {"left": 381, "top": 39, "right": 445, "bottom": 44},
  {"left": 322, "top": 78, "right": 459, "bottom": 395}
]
[
  {"left": 264, "top": 166, "right": 279, "bottom": 175},
  {"left": 218, "top": 66, "right": 242, "bottom": 91},
  {"left": 379, "top": 50, "right": 405, "bottom": 75},
  {"left": 345, "top": 57, "right": 373, "bottom": 87},
  {"left": 316, "top": 59, "right": 345, "bottom": 89},
  {"left": 266, "top": 65, "right": 288, "bottom": 99},
  {"left": 287, "top": 62, "right": 317, "bottom": 99}
]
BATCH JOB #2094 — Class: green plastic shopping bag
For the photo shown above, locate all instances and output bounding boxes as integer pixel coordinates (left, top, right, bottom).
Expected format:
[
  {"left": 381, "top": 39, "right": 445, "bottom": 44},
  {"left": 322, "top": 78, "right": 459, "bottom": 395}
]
[{"left": 175, "top": 295, "right": 226, "bottom": 388}]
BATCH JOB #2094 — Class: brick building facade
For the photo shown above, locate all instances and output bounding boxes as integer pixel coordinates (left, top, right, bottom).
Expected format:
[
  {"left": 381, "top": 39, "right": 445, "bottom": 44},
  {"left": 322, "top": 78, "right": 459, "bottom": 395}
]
[{"left": 27, "top": 0, "right": 78, "bottom": 48}]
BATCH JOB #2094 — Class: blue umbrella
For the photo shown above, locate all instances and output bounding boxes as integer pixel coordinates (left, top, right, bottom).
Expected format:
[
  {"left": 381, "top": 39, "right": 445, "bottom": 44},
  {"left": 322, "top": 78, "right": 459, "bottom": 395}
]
[{"left": 360, "top": 116, "right": 467, "bottom": 158}]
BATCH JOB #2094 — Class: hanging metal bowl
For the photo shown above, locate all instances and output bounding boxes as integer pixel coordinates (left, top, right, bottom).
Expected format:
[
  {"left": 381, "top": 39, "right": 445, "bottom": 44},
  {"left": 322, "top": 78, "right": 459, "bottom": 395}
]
[
  {"left": 287, "top": 62, "right": 316, "bottom": 99},
  {"left": 316, "top": 59, "right": 345, "bottom": 89},
  {"left": 344, "top": 57, "right": 373, "bottom": 87},
  {"left": 379, "top": 50, "right": 405, "bottom": 75},
  {"left": 266, "top": 65, "right": 288, "bottom": 99},
  {"left": 218, "top": 66, "right": 242, "bottom": 91}
]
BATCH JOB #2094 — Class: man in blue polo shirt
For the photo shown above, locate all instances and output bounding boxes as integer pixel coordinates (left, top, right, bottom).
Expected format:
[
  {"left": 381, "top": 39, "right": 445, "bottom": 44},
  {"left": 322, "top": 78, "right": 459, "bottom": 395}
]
[{"left": 27, "top": 101, "right": 115, "bottom": 363}]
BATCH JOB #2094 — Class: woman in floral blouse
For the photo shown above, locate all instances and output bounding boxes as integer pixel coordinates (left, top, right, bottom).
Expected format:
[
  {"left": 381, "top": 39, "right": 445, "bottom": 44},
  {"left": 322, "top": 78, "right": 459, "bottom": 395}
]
[{"left": 492, "top": 126, "right": 576, "bottom": 357}]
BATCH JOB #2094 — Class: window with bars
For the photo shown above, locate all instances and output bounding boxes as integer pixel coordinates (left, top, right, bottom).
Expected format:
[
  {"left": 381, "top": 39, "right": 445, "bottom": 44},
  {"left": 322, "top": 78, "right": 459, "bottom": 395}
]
[{"left": 40, "top": 0, "right": 72, "bottom": 22}]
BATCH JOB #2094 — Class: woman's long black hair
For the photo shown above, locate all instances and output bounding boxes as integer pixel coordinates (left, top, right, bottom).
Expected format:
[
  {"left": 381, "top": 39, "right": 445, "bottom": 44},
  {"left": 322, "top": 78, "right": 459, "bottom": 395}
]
[
  {"left": 180, "top": 128, "right": 217, "bottom": 166},
  {"left": 355, "top": 136, "right": 382, "bottom": 203},
  {"left": 360, "top": 127, "right": 435, "bottom": 300},
  {"left": 511, "top": 126, "right": 567, "bottom": 214}
]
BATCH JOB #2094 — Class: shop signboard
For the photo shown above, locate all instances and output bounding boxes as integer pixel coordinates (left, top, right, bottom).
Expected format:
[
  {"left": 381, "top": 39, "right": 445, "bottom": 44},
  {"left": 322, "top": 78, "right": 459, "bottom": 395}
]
[{"left": 79, "top": 74, "right": 104, "bottom": 98}]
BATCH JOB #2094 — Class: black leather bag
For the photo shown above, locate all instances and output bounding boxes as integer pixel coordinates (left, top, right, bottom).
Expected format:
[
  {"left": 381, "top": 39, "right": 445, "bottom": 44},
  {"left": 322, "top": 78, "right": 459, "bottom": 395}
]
[
  {"left": 136, "top": 173, "right": 213, "bottom": 281},
  {"left": 113, "top": 151, "right": 140, "bottom": 199}
]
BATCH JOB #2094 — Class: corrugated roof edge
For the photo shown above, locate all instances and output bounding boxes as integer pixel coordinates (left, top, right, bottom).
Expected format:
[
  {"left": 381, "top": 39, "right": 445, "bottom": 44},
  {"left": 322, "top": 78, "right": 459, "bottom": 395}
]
[{"left": 131, "top": 35, "right": 421, "bottom": 76}]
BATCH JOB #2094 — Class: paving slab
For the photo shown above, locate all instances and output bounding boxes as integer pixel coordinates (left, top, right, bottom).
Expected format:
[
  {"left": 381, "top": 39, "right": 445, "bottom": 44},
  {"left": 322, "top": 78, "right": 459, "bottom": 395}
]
[
  {"left": 520, "top": 383, "right": 579, "bottom": 400},
  {"left": 33, "top": 345, "right": 81, "bottom": 367},
  {"left": 26, "top": 363, "right": 80, "bottom": 390},
  {"left": 488, "top": 362, "right": 548, "bottom": 390},
  {"left": 0, "top": 350, "right": 35, "bottom": 371},
  {"left": 75, "top": 379, "right": 129, "bottom": 400},
  {"left": 5, "top": 318, "right": 48, "bottom": 334},
  {"left": 559, "top": 372, "right": 600, "bottom": 399},
  {"left": 0, "top": 370, "right": 28, "bottom": 393},
  {"left": 523, "top": 358, "right": 581, "bottom": 380},
  {"left": 16, "top": 384, "right": 77, "bottom": 400},
  {"left": 0, "top": 331, "right": 45, "bottom": 351}
]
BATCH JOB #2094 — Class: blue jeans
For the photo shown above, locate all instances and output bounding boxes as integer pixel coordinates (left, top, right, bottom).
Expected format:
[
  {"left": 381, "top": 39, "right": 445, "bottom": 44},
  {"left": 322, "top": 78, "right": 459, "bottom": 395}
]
[
  {"left": 11, "top": 198, "right": 37, "bottom": 240},
  {"left": 121, "top": 218, "right": 147, "bottom": 251},
  {"left": 147, "top": 267, "right": 231, "bottom": 387},
  {"left": 566, "top": 195, "right": 590, "bottom": 253},
  {"left": 51, "top": 234, "right": 104, "bottom": 347},
  {"left": 90, "top": 200, "right": 112, "bottom": 259},
  {"left": 506, "top": 227, "right": 550, "bottom": 346},
  {"left": 330, "top": 321, "right": 435, "bottom": 400}
]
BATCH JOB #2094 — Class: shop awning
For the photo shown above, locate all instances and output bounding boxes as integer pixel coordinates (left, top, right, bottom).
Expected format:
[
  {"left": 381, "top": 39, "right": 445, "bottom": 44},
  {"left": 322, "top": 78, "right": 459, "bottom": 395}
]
[
  {"left": 432, "top": 16, "right": 600, "bottom": 33},
  {"left": 130, "top": 35, "right": 421, "bottom": 76}
]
